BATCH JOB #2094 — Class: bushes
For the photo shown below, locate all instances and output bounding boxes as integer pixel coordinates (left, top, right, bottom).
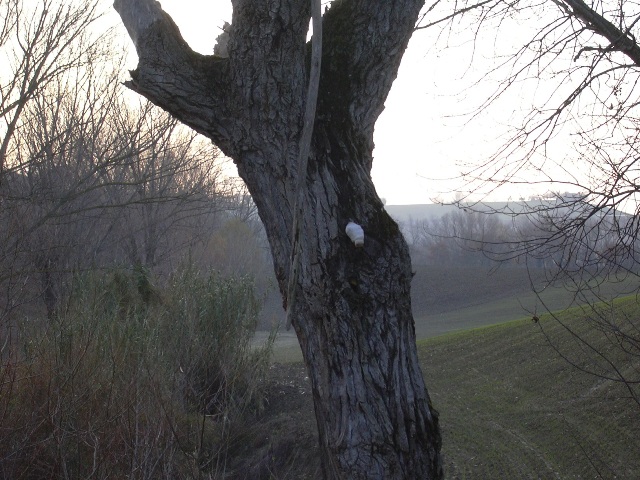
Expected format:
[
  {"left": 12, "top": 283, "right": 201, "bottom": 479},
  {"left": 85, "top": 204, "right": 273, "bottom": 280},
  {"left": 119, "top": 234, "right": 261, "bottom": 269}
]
[{"left": 0, "top": 265, "right": 273, "bottom": 479}]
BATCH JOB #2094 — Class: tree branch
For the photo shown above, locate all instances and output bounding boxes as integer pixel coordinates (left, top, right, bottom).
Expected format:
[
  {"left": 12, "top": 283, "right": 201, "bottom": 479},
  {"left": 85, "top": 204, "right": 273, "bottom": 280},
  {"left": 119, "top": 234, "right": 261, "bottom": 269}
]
[
  {"left": 319, "top": 0, "right": 424, "bottom": 155},
  {"left": 113, "top": 0, "right": 233, "bottom": 154},
  {"left": 559, "top": 0, "right": 640, "bottom": 65},
  {"left": 414, "top": 0, "right": 494, "bottom": 31}
]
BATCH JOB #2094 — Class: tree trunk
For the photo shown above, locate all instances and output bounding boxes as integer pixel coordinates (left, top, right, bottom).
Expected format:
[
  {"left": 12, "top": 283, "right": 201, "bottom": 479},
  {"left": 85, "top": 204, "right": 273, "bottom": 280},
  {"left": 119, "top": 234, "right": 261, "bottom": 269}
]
[{"left": 114, "top": 0, "right": 443, "bottom": 477}]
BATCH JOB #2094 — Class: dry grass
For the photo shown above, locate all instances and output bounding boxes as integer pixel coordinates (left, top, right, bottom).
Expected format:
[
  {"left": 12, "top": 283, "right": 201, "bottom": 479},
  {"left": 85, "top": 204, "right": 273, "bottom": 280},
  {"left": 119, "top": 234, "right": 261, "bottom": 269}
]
[{"left": 0, "top": 266, "right": 274, "bottom": 479}]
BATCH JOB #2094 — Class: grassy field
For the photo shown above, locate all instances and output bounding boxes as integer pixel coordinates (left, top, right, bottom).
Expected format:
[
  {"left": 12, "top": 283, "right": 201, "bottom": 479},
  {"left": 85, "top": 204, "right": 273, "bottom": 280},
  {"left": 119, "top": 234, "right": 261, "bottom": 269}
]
[
  {"left": 257, "top": 297, "right": 640, "bottom": 479},
  {"left": 252, "top": 266, "right": 640, "bottom": 477},
  {"left": 411, "top": 264, "right": 640, "bottom": 338},
  {"left": 421, "top": 308, "right": 640, "bottom": 478},
  {"left": 265, "top": 265, "right": 640, "bottom": 363}
]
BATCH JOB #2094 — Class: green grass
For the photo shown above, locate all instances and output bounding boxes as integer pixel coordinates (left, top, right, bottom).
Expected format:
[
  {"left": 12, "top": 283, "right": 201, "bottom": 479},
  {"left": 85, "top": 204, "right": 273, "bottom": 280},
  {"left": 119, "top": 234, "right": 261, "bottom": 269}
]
[
  {"left": 413, "top": 267, "right": 640, "bottom": 338},
  {"left": 262, "top": 297, "right": 640, "bottom": 480},
  {"left": 419, "top": 300, "right": 640, "bottom": 479},
  {"left": 264, "top": 296, "right": 640, "bottom": 478}
]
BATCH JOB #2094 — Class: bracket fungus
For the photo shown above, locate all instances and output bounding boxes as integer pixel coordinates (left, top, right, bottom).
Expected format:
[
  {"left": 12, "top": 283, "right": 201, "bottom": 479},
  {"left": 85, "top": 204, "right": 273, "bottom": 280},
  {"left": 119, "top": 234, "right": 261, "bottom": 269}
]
[{"left": 345, "top": 222, "right": 365, "bottom": 247}]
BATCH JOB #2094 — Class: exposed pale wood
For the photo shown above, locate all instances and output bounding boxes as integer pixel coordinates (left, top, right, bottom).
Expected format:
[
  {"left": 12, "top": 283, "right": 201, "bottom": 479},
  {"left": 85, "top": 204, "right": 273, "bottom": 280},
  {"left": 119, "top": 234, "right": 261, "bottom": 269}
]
[{"left": 286, "top": 0, "right": 323, "bottom": 330}]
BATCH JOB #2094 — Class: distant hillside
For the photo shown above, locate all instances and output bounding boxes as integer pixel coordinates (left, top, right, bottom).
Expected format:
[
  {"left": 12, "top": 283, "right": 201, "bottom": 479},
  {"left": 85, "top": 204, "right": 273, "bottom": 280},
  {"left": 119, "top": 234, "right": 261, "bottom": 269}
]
[
  {"left": 384, "top": 203, "right": 460, "bottom": 223},
  {"left": 384, "top": 200, "right": 554, "bottom": 225},
  {"left": 410, "top": 264, "right": 540, "bottom": 317},
  {"left": 260, "top": 261, "right": 639, "bottom": 338},
  {"left": 259, "top": 264, "right": 547, "bottom": 333},
  {"left": 259, "top": 202, "right": 639, "bottom": 334},
  {"left": 385, "top": 198, "right": 634, "bottom": 226}
]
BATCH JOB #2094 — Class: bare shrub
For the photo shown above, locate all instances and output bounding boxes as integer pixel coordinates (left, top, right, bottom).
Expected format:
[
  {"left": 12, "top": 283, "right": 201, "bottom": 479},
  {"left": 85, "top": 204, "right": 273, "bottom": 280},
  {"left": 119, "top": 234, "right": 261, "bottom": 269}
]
[{"left": 0, "top": 265, "right": 273, "bottom": 479}]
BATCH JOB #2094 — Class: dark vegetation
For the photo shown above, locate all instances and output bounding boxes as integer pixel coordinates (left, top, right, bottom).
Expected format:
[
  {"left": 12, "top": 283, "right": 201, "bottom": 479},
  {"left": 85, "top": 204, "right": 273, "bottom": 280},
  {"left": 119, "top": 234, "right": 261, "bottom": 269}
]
[{"left": 0, "top": 266, "right": 275, "bottom": 479}]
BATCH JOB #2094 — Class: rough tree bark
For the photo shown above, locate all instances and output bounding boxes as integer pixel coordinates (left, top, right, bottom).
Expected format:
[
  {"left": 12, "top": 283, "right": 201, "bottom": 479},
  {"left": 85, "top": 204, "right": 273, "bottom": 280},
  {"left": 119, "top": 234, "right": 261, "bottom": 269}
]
[{"left": 114, "top": 0, "right": 443, "bottom": 478}]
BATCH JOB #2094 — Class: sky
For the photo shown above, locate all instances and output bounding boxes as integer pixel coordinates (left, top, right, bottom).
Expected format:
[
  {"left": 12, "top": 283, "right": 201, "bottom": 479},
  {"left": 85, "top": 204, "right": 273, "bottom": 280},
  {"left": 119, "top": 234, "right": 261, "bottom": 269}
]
[{"left": 112, "top": 0, "right": 574, "bottom": 206}]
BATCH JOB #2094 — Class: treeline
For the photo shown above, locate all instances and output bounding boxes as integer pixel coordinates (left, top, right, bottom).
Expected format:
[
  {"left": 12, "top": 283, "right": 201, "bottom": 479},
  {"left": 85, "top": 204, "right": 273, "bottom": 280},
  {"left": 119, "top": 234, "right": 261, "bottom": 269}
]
[
  {"left": 402, "top": 209, "right": 511, "bottom": 267},
  {"left": 399, "top": 200, "right": 637, "bottom": 276}
]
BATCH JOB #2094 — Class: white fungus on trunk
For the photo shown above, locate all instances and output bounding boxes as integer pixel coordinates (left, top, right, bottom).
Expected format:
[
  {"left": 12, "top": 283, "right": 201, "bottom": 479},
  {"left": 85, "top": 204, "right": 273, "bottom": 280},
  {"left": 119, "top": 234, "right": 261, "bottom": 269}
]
[{"left": 345, "top": 221, "right": 365, "bottom": 247}]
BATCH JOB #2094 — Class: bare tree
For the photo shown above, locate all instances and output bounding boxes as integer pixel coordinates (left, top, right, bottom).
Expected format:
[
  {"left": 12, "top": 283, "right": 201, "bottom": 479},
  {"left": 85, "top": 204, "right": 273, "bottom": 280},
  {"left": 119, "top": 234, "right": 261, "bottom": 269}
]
[
  {"left": 8, "top": 81, "right": 227, "bottom": 317},
  {"left": 0, "top": 0, "right": 228, "bottom": 323},
  {"left": 102, "top": 102, "right": 225, "bottom": 270},
  {"left": 114, "top": 1, "right": 443, "bottom": 478},
  {"left": 419, "top": 0, "right": 640, "bottom": 403},
  {"left": 0, "top": 0, "right": 108, "bottom": 181},
  {"left": 414, "top": 209, "right": 513, "bottom": 267},
  {"left": 0, "top": 0, "right": 110, "bottom": 325}
]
